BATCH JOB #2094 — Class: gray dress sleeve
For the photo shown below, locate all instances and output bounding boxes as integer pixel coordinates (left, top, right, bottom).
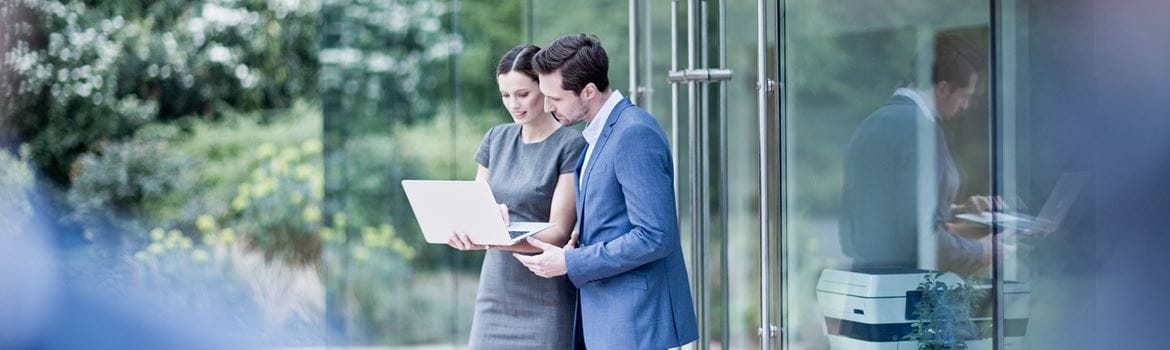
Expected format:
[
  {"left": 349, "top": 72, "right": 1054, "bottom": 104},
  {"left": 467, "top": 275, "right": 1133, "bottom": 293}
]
[
  {"left": 558, "top": 135, "right": 587, "bottom": 174},
  {"left": 475, "top": 125, "right": 495, "bottom": 167}
]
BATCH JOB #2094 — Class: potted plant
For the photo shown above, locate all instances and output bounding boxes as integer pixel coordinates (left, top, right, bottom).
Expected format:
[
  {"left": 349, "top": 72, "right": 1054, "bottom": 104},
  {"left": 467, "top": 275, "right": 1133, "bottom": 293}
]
[{"left": 906, "top": 272, "right": 989, "bottom": 350}]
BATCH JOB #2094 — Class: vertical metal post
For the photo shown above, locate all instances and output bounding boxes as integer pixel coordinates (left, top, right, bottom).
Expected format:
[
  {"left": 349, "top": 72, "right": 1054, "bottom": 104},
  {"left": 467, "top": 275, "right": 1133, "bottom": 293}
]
[
  {"left": 642, "top": 0, "right": 654, "bottom": 114},
  {"left": 697, "top": 0, "right": 706, "bottom": 348},
  {"left": 629, "top": 0, "right": 638, "bottom": 104},
  {"left": 522, "top": 0, "right": 533, "bottom": 43},
  {"left": 990, "top": 1, "right": 1006, "bottom": 349},
  {"left": 671, "top": 0, "right": 680, "bottom": 213},
  {"left": 756, "top": 0, "right": 771, "bottom": 348},
  {"left": 686, "top": 0, "right": 708, "bottom": 348},
  {"left": 718, "top": 0, "right": 731, "bottom": 346},
  {"left": 449, "top": 0, "right": 463, "bottom": 342}
]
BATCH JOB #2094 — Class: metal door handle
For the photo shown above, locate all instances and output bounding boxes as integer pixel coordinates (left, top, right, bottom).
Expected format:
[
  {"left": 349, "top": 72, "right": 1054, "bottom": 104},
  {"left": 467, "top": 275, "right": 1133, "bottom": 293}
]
[
  {"left": 756, "top": 0, "right": 773, "bottom": 348},
  {"left": 668, "top": 68, "right": 734, "bottom": 83}
]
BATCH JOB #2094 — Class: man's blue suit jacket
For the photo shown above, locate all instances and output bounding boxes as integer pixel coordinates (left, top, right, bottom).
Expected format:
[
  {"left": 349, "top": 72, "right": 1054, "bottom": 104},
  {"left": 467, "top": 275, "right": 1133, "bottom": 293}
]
[{"left": 564, "top": 97, "right": 698, "bottom": 349}]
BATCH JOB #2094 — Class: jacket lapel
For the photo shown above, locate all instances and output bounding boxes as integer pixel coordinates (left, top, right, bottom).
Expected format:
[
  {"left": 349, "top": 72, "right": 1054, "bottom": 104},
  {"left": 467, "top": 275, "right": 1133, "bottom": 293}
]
[
  {"left": 574, "top": 147, "right": 587, "bottom": 226},
  {"left": 577, "top": 97, "right": 633, "bottom": 241},
  {"left": 580, "top": 98, "right": 632, "bottom": 192}
]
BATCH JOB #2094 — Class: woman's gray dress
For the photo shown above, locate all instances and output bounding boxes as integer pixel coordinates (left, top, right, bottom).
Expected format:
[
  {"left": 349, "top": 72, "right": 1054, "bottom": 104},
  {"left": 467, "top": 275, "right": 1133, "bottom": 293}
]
[{"left": 467, "top": 123, "right": 586, "bottom": 349}]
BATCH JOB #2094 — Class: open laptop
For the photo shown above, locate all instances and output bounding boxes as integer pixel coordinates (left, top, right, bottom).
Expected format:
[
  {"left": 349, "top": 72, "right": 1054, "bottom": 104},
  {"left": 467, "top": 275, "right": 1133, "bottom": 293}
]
[
  {"left": 957, "top": 172, "right": 1089, "bottom": 235},
  {"left": 402, "top": 180, "right": 553, "bottom": 246}
]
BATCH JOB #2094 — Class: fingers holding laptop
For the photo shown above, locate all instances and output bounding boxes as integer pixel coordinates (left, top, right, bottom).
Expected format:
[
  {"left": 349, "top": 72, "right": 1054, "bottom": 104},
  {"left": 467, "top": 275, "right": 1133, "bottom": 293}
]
[
  {"left": 955, "top": 195, "right": 1006, "bottom": 215},
  {"left": 564, "top": 231, "right": 579, "bottom": 250},
  {"left": 444, "top": 201, "right": 508, "bottom": 251},
  {"left": 447, "top": 231, "right": 489, "bottom": 251},
  {"left": 499, "top": 203, "right": 510, "bottom": 226}
]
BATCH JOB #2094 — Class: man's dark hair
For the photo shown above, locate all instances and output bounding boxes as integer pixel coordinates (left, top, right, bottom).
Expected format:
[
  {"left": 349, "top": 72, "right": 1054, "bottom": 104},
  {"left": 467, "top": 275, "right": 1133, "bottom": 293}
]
[
  {"left": 496, "top": 44, "right": 541, "bottom": 81},
  {"left": 932, "top": 33, "right": 986, "bottom": 88},
  {"left": 532, "top": 34, "right": 610, "bottom": 94}
]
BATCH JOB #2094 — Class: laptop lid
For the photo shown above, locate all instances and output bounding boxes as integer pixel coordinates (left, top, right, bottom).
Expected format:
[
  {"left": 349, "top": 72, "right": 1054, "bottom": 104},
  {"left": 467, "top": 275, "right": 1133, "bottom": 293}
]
[
  {"left": 1033, "top": 172, "right": 1090, "bottom": 231},
  {"left": 401, "top": 180, "right": 515, "bottom": 245},
  {"left": 957, "top": 172, "right": 1089, "bottom": 234}
]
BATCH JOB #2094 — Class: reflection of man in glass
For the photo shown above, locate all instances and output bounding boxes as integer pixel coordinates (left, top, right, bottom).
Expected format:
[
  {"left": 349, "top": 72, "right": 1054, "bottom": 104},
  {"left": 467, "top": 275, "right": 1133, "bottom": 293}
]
[{"left": 838, "top": 34, "right": 994, "bottom": 275}]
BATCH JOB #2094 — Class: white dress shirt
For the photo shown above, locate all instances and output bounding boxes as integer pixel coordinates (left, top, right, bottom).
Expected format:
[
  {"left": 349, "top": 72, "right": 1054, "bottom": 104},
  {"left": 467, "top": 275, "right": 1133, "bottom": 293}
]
[
  {"left": 579, "top": 90, "right": 624, "bottom": 188},
  {"left": 894, "top": 87, "right": 937, "bottom": 121}
]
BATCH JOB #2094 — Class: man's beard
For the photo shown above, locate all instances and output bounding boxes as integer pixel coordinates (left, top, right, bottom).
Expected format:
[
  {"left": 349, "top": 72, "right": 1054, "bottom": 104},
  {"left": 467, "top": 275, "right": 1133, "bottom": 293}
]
[{"left": 552, "top": 111, "right": 580, "bottom": 127}]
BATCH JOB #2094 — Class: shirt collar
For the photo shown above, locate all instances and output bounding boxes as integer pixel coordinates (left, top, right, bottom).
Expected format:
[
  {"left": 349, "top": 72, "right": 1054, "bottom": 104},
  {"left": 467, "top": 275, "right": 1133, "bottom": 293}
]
[
  {"left": 582, "top": 90, "right": 624, "bottom": 145},
  {"left": 894, "top": 87, "right": 937, "bottom": 121}
]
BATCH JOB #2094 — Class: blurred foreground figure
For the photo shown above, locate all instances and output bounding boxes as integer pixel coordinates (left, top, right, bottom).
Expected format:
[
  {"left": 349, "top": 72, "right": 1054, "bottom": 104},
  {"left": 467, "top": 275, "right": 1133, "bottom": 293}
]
[{"left": 0, "top": 207, "right": 250, "bottom": 350}]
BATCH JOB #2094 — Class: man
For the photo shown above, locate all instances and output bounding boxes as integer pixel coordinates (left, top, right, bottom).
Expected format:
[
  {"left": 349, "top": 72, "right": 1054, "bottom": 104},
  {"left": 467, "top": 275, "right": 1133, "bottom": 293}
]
[
  {"left": 838, "top": 33, "right": 999, "bottom": 275},
  {"left": 512, "top": 34, "right": 698, "bottom": 349}
]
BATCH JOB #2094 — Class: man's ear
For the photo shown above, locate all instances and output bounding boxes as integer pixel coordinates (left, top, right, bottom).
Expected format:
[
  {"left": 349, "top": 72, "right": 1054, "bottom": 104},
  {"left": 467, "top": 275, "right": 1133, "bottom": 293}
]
[
  {"left": 581, "top": 83, "right": 597, "bottom": 100},
  {"left": 935, "top": 80, "right": 952, "bottom": 97}
]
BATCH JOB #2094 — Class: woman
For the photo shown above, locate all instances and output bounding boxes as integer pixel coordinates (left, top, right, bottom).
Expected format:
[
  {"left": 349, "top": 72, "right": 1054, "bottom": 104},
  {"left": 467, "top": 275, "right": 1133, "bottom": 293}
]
[{"left": 446, "top": 44, "right": 586, "bottom": 349}]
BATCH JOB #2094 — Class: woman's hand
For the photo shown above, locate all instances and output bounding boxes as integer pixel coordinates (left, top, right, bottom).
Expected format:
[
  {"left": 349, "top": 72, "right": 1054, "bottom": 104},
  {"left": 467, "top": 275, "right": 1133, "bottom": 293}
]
[
  {"left": 564, "top": 231, "right": 579, "bottom": 250},
  {"left": 953, "top": 195, "right": 1005, "bottom": 215},
  {"left": 499, "top": 203, "right": 510, "bottom": 226},
  {"left": 979, "top": 233, "right": 1017, "bottom": 266},
  {"left": 446, "top": 231, "right": 489, "bottom": 251}
]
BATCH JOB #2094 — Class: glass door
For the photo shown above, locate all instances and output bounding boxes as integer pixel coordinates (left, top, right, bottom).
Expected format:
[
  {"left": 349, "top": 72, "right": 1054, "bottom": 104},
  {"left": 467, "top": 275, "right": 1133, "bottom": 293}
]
[
  {"left": 779, "top": 1, "right": 995, "bottom": 349},
  {"left": 633, "top": 0, "right": 779, "bottom": 348}
]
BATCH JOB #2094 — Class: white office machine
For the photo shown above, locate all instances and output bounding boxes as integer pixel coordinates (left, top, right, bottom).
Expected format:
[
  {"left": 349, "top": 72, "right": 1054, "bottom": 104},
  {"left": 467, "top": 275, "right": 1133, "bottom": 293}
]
[{"left": 817, "top": 268, "right": 1030, "bottom": 350}]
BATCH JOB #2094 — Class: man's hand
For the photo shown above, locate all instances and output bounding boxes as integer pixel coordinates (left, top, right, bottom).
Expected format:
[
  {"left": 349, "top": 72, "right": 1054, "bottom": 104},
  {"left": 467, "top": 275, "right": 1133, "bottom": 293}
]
[{"left": 513, "top": 237, "right": 570, "bottom": 278}]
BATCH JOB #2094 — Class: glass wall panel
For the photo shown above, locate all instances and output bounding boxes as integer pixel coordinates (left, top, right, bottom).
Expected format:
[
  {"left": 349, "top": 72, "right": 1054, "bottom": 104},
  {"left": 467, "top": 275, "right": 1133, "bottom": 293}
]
[
  {"left": 1, "top": 0, "right": 330, "bottom": 347},
  {"left": 781, "top": 1, "right": 992, "bottom": 349},
  {"left": 716, "top": 0, "right": 772, "bottom": 348},
  {"left": 321, "top": 0, "right": 525, "bottom": 347},
  {"left": 624, "top": 1, "right": 768, "bottom": 348},
  {"left": 530, "top": 1, "right": 630, "bottom": 90},
  {"left": 995, "top": 1, "right": 1170, "bottom": 349}
]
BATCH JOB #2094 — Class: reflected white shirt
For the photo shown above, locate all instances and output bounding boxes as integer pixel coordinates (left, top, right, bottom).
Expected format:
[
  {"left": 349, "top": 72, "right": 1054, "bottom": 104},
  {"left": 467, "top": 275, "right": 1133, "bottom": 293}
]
[
  {"left": 580, "top": 90, "right": 624, "bottom": 188},
  {"left": 894, "top": 87, "right": 937, "bottom": 121}
]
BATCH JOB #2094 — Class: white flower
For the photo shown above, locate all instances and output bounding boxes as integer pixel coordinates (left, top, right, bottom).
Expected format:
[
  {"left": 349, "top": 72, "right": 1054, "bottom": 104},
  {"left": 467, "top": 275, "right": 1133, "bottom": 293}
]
[
  {"left": 208, "top": 45, "right": 232, "bottom": 63},
  {"left": 48, "top": 33, "right": 64, "bottom": 51},
  {"left": 76, "top": 82, "right": 92, "bottom": 97},
  {"left": 202, "top": 4, "right": 250, "bottom": 28}
]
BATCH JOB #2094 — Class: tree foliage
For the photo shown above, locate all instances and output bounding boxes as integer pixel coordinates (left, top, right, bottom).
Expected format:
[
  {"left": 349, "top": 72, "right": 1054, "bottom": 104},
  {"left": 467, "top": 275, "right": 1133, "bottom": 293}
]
[{"left": 2, "top": 0, "right": 319, "bottom": 185}]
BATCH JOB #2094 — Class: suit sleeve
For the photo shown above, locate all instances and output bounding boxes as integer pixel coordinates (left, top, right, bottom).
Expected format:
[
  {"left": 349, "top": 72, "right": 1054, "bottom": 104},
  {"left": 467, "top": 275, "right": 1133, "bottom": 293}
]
[{"left": 564, "top": 124, "right": 678, "bottom": 286}]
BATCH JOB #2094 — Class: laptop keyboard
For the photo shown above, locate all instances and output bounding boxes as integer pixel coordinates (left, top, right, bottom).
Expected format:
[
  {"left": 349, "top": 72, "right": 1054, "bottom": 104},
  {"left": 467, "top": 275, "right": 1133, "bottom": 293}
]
[{"left": 508, "top": 230, "right": 527, "bottom": 239}]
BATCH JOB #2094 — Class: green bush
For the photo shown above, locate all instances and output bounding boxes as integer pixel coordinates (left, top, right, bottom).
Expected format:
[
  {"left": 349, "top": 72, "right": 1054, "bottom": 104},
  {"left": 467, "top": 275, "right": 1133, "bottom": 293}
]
[
  {"left": 0, "top": 0, "right": 534, "bottom": 345},
  {"left": 4, "top": 0, "right": 158, "bottom": 185},
  {"left": 144, "top": 101, "right": 413, "bottom": 265},
  {"left": 120, "top": 105, "right": 424, "bottom": 344},
  {"left": 339, "top": 109, "right": 485, "bottom": 270},
  {"left": 2, "top": 0, "right": 318, "bottom": 186},
  {"left": 67, "top": 126, "right": 194, "bottom": 240}
]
